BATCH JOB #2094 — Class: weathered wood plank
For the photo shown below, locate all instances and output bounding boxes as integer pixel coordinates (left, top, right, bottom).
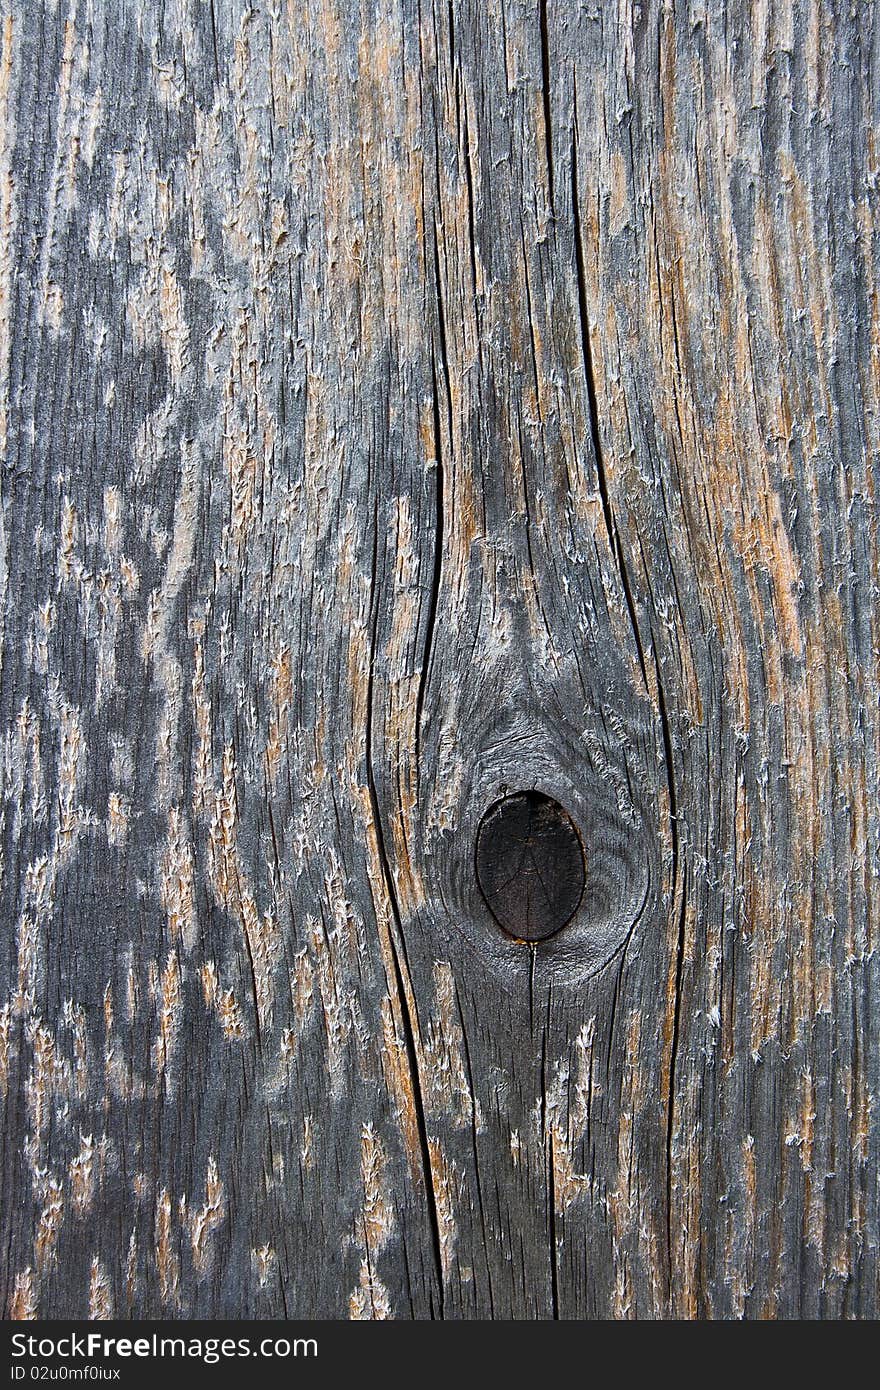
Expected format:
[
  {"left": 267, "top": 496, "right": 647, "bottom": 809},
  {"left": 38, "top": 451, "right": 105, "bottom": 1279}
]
[{"left": 0, "top": 0, "right": 877, "bottom": 1319}]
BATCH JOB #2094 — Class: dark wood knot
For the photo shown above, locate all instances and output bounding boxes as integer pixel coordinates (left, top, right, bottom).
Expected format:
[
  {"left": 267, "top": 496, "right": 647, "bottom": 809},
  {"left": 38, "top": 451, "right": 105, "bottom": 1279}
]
[{"left": 474, "top": 790, "right": 585, "bottom": 942}]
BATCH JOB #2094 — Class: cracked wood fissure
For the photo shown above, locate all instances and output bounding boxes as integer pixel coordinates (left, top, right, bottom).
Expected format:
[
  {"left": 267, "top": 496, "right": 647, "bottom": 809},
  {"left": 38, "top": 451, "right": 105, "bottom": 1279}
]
[{"left": 0, "top": 0, "right": 878, "bottom": 1320}]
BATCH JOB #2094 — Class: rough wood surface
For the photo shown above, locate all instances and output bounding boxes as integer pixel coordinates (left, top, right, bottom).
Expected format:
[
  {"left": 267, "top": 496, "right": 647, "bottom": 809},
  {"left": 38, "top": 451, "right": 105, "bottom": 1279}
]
[{"left": 0, "top": 0, "right": 878, "bottom": 1320}]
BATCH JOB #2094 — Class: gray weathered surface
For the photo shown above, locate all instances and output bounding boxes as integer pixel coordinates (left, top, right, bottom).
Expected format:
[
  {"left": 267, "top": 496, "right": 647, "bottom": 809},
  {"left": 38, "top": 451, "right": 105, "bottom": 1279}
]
[{"left": 0, "top": 0, "right": 877, "bottom": 1318}]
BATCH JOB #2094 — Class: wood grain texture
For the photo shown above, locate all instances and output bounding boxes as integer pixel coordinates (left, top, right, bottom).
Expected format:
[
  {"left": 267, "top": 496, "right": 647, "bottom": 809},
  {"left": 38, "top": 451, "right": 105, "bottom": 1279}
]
[{"left": 0, "top": 0, "right": 877, "bottom": 1319}]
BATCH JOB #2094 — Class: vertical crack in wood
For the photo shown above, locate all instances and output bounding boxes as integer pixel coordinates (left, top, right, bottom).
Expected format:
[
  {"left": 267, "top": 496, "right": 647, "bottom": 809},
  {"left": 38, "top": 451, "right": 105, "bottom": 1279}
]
[
  {"left": 413, "top": 345, "right": 445, "bottom": 786},
  {"left": 648, "top": 636, "right": 685, "bottom": 1304},
  {"left": 518, "top": 222, "right": 542, "bottom": 587},
  {"left": 365, "top": 493, "right": 445, "bottom": 1313},
  {"left": 461, "top": 97, "right": 479, "bottom": 302},
  {"left": 538, "top": 0, "right": 554, "bottom": 213},
  {"left": 570, "top": 123, "right": 648, "bottom": 691},
  {"left": 666, "top": 871, "right": 688, "bottom": 1308},
  {"left": 541, "top": 990, "right": 560, "bottom": 1319}
]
